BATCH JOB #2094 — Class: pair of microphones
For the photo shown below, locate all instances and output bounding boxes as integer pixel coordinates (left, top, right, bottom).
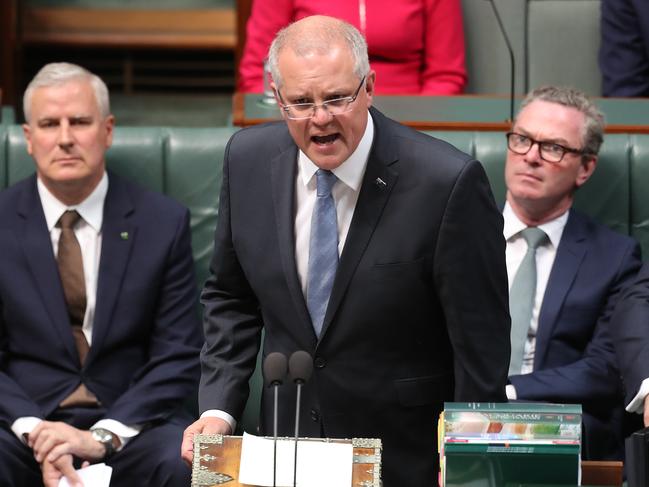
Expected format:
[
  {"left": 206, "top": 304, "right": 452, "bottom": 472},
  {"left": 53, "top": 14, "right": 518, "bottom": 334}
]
[{"left": 263, "top": 350, "right": 314, "bottom": 487}]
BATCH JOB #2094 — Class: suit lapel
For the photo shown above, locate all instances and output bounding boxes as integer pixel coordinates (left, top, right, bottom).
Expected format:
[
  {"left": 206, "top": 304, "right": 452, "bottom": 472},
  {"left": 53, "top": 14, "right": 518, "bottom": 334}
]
[
  {"left": 87, "top": 174, "right": 135, "bottom": 360},
  {"left": 18, "top": 177, "right": 80, "bottom": 364},
  {"left": 320, "top": 110, "right": 399, "bottom": 339},
  {"left": 535, "top": 210, "right": 587, "bottom": 368},
  {"left": 270, "top": 140, "right": 315, "bottom": 339}
]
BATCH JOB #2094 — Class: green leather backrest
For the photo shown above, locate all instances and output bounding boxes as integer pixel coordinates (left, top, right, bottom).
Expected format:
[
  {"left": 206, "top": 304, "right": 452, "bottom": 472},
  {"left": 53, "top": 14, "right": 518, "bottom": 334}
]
[
  {"left": 1, "top": 124, "right": 237, "bottom": 290},
  {"left": 0, "top": 125, "right": 7, "bottom": 187},
  {"left": 0, "top": 106, "right": 15, "bottom": 125},
  {"left": 425, "top": 130, "right": 634, "bottom": 247},
  {"left": 628, "top": 135, "right": 649, "bottom": 254},
  {"left": 1, "top": 125, "right": 645, "bottom": 269}
]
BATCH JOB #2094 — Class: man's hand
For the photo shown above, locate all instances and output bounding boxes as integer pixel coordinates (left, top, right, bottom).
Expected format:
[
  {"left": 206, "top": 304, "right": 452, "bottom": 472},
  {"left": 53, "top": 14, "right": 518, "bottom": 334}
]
[
  {"left": 42, "top": 454, "right": 84, "bottom": 487},
  {"left": 29, "top": 421, "right": 105, "bottom": 464},
  {"left": 181, "top": 417, "right": 232, "bottom": 466},
  {"left": 644, "top": 397, "right": 649, "bottom": 427}
]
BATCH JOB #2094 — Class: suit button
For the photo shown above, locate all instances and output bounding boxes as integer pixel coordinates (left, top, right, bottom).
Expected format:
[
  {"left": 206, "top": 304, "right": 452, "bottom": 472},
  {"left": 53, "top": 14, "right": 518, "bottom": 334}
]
[
  {"left": 310, "top": 409, "right": 320, "bottom": 422},
  {"left": 314, "top": 357, "right": 326, "bottom": 369}
]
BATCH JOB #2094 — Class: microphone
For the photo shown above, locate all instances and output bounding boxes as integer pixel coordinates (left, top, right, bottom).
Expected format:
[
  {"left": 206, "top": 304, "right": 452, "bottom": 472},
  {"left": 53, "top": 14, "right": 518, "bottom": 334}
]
[
  {"left": 288, "top": 351, "right": 314, "bottom": 487},
  {"left": 263, "top": 352, "right": 288, "bottom": 487},
  {"left": 485, "top": 0, "right": 516, "bottom": 123}
]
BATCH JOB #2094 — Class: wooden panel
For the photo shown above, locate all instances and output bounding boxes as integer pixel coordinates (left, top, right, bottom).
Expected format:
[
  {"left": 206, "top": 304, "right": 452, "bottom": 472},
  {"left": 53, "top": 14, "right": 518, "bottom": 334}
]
[
  {"left": 0, "top": 0, "right": 20, "bottom": 107},
  {"left": 581, "top": 460, "right": 623, "bottom": 487},
  {"left": 235, "top": 0, "right": 253, "bottom": 87},
  {"left": 22, "top": 8, "right": 236, "bottom": 49}
]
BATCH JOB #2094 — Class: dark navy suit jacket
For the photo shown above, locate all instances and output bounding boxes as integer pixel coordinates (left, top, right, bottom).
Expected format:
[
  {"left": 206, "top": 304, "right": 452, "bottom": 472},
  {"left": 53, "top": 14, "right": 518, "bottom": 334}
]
[
  {"left": 611, "top": 262, "right": 649, "bottom": 409},
  {"left": 509, "top": 209, "right": 641, "bottom": 460},
  {"left": 0, "top": 172, "right": 202, "bottom": 428},
  {"left": 600, "top": 0, "right": 649, "bottom": 96}
]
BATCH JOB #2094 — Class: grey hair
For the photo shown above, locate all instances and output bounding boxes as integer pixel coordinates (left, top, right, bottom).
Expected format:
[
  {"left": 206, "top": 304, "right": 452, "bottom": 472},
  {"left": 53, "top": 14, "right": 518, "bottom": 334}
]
[
  {"left": 267, "top": 15, "right": 370, "bottom": 90},
  {"left": 23, "top": 62, "right": 110, "bottom": 123},
  {"left": 517, "top": 85, "right": 605, "bottom": 159}
]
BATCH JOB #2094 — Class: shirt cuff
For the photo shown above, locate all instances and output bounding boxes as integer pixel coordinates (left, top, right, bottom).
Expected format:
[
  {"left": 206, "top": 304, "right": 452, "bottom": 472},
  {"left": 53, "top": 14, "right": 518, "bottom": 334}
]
[
  {"left": 91, "top": 419, "right": 142, "bottom": 452},
  {"left": 506, "top": 384, "right": 517, "bottom": 400},
  {"left": 626, "top": 378, "right": 649, "bottom": 414},
  {"left": 200, "top": 409, "right": 237, "bottom": 434},
  {"left": 11, "top": 417, "right": 42, "bottom": 444}
]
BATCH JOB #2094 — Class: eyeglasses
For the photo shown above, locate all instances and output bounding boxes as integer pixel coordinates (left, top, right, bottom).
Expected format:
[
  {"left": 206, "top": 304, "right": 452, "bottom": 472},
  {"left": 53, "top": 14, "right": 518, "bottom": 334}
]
[
  {"left": 506, "top": 132, "right": 586, "bottom": 163},
  {"left": 276, "top": 76, "right": 366, "bottom": 120}
]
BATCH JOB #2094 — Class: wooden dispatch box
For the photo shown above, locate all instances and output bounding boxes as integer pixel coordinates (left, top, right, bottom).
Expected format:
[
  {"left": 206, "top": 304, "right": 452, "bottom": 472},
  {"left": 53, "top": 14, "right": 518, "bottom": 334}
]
[{"left": 191, "top": 434, "right": 382, "bottom": 486}]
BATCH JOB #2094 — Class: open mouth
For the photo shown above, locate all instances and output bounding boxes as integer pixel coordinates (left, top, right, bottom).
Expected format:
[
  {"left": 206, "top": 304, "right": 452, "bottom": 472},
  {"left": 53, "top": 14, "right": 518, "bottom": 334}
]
[{"left": 311, "top": 134, "right": 339, "bottom": 145}]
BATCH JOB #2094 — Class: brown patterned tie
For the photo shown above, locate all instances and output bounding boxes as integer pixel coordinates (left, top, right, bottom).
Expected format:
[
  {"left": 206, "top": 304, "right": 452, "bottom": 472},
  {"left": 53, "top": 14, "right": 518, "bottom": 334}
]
[{"left": 56, "top": 210, "right": 99, "bottom": 407}]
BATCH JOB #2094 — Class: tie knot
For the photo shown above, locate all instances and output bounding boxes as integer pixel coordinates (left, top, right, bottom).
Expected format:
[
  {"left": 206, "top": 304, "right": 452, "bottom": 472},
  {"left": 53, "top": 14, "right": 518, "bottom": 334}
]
[
  {"left": 521, "top": 227, "right": 547, "bottom": 249},
  {"left": 57, "top": 210, "right": 82, "bottom": 230},
  {"left": 316, "top": 169, "right": 337, "bottom": 197}
]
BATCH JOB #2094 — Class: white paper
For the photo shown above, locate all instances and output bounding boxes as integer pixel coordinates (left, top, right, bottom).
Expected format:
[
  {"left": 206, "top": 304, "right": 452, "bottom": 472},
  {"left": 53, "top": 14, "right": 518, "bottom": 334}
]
[
  {"left": 58, "top": 462, "right": 112, "bottom": 487},
  {"left": 239, "top": 432, "right": 353, "bottom": 487}
]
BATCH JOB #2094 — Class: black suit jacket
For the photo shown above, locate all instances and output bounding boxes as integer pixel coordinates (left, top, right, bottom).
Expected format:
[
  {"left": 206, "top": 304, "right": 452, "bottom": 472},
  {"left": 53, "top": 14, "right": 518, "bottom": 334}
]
[
  {"left": 0, "top": 172, "right": 202, "bottom": 428},
  {"left": 199, "top": 108, "right": 510, "bottom": 486}
]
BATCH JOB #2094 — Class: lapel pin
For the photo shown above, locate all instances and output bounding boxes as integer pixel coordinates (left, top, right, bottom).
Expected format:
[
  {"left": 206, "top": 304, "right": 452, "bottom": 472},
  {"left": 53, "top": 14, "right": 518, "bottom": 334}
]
[
  {"left": 374, "top": 177, "right": 387, "bottom": 189},
  {"left": 120, "top": 232, "right": 129, "bottom": 240}
]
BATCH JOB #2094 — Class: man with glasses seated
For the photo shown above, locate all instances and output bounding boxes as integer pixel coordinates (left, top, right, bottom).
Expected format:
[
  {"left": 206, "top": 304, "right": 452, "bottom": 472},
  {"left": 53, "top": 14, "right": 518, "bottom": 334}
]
[
  {"left": 503, "top": 85, "right": 641, "bottom": 460},
  {"left": 182, "top": 15, "right": 510, "bottom": 486}
]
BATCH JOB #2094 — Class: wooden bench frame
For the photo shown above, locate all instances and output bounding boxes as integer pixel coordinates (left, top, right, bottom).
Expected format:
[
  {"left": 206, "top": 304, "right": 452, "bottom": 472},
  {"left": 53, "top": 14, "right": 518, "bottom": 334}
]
[{"left": 21, "top": 7, "right": 236, "bottom": 50}]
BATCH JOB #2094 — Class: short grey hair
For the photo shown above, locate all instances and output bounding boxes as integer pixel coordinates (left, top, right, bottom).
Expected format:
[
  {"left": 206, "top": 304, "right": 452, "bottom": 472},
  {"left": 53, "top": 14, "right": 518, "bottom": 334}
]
[
  {"left": 23, "top": 62, "right": 110, "bottom": 123},
  {"left": 268, "top": 15, "right": 370, "bottom": 90},
  {"left": 517, "top": 85, "right": 605, "bottom": 159}
]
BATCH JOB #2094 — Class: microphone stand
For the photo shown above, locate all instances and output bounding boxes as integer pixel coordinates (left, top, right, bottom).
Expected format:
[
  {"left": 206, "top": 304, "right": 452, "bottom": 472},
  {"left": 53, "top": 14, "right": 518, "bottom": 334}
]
[
  {"left": 263, "top": 352, "right": 288, "bottom": 487},
  {"left": 273, "top": 382, "right": 279, "bottom": 487},
  {"left": 288, "top": 351, "right": 313, "bottom": 487},
  {"left": 487, "top": 0, "right": 516, "bottom": 123},
  {"left": 293, "top": 380, "right": 304, "bottom": 487}
]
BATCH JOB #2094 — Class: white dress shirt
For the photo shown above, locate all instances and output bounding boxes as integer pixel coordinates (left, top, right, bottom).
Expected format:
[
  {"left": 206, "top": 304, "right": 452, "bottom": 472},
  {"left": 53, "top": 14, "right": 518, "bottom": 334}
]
[
  {"left": 627, "top": 379, "right": 649, "bottom": 414},
  {"left": 12, "top": 172, "right": 140, "bottom": 449},
  {"left": 201, "top": 113, "right": 375, "bottom": 432},
  {"left": 503, "top": 202, "right": 568, "bottom": 399}
]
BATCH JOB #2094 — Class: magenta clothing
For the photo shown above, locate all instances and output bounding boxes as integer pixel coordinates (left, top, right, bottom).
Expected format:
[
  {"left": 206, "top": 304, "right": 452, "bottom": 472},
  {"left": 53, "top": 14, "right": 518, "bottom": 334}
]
[{"left": 238, "top": 0, "right": 467, "bottom": 95}]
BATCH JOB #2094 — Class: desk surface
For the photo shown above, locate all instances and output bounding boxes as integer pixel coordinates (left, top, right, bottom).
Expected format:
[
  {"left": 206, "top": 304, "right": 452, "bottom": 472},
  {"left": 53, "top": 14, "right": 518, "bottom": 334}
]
[{"left": 233, "top": 92, "right": 649, "bottom": 133}]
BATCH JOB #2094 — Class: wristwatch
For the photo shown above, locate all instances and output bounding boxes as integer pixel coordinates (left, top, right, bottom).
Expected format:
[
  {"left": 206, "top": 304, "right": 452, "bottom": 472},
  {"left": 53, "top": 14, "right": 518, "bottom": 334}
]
[{"left": 91, "top": 428, "right": 116, "bottom": 459}]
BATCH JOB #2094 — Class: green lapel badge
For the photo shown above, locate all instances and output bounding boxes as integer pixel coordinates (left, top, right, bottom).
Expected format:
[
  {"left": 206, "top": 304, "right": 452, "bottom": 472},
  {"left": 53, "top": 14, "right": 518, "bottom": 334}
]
[{"left": 120, "top": 231, "right": 129, "bottom": 240}]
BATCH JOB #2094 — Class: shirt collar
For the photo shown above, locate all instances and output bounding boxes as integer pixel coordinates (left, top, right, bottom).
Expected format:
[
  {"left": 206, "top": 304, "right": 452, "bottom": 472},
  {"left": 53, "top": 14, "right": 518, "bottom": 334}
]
[
  {"left": 38, "top": 171, "right": 109, "bottom": 232},
  {"left": 503, "top": 201, "right": 568, "bottom": 249},
  {"left": 298, "top": 111, "right": 374, "bottom": 191}
]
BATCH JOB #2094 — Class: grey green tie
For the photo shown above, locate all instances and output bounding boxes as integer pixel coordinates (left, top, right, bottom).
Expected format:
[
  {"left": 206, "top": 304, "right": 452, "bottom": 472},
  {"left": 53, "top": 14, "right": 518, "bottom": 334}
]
[{"left": 509, "top": 227, "right": 547, "bottom": 376}]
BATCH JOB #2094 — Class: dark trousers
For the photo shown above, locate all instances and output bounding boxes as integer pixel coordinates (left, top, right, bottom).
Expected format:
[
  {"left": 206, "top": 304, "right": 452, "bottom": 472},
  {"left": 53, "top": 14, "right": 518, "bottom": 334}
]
[{"left": 0, "top": 407, "right": 191, "bottom": 487}]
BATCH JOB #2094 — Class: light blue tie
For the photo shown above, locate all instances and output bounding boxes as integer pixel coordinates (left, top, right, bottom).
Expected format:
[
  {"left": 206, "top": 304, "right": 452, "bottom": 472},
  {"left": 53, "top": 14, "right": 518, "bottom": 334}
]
[
  {"left": 509, "top": 227, "right": 547, "bottom": 376},
  {"left": 307, "top": 169, "right": 339, "bottom": 336}
]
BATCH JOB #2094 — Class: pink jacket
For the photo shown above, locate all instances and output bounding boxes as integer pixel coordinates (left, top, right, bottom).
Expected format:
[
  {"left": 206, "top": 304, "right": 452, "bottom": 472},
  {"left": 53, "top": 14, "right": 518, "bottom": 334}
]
[{"left": 238, "top": 0, "right": 467, "bottom": 95}]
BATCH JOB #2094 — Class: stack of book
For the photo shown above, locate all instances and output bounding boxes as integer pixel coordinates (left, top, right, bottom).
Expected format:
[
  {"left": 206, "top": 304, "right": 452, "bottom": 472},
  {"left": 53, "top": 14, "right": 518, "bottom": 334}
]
[{"left": 438, "top": 402, "right": 582, "bottom": 487}]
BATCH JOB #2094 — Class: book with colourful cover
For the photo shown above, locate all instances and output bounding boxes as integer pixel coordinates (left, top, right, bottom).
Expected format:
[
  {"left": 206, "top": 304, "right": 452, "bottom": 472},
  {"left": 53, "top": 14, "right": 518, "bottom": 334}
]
[{"left": 438, "top": 403, "right": 581, "bottom": 487}]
